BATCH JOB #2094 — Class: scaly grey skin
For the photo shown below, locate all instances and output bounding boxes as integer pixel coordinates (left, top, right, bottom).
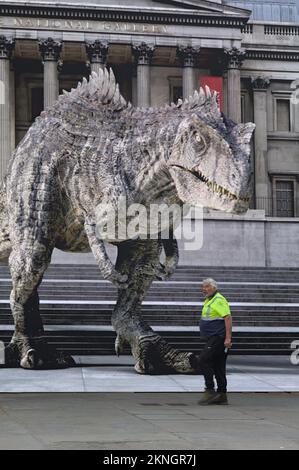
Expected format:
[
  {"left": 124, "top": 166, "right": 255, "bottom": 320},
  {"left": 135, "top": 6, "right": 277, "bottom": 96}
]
[{"left": 0, "top": 68, "right": 255, "bottom": 373}]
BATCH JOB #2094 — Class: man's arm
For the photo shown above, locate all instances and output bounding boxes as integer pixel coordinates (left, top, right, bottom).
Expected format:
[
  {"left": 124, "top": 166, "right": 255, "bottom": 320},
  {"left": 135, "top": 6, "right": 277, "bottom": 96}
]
[{"left": 224, "top": 315, "right": 232, "bottom": 348}]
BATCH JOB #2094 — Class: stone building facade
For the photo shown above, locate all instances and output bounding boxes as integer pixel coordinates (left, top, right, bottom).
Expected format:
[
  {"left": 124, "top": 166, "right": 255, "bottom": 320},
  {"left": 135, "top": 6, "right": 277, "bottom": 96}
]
[
  {"left": 0, "top": 0, "right": 298, "bottom": 224},
  {"left": 0, "top": 0, "right": 299, "bottom": 217}
]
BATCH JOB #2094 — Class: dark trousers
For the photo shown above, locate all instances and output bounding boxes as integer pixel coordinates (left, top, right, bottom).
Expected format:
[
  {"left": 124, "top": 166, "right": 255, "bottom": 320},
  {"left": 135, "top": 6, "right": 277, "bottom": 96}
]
[{"left": 198, "top": 335, "right": 228, "bottom": 393}]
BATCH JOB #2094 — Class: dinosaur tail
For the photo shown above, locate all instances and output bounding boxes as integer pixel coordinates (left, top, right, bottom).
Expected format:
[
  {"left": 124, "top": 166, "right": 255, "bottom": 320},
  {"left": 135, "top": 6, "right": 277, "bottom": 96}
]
[{"left": 0, "top": 181, "right": 11, "bottom": 261}]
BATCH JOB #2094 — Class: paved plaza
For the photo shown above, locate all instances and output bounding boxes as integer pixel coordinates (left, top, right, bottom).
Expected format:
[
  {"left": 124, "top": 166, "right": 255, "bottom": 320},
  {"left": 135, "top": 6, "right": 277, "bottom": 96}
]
[
  {"left": 0, "top": 391, "right": 298, "bottom": 450},
  {"left": 0, "top": 355, "right": 298, "bottom": 393}
]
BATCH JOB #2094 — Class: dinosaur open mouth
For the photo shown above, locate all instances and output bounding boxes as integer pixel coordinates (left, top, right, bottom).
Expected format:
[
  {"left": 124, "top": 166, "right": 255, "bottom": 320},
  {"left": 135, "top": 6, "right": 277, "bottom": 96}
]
[{"left": 171, "top": 165, "right": 250, "bottom": 203}]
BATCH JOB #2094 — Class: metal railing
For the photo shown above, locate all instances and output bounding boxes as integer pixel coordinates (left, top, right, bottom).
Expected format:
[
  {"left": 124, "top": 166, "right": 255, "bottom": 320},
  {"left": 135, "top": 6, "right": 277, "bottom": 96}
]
[{"left": 255, "top": 198, "right": 299, "bottom": 218}]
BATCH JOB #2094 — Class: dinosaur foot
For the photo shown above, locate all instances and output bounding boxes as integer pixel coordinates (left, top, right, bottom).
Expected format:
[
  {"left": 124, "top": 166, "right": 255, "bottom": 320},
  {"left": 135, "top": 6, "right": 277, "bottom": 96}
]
[
  {"left": 133, "top": 334, "right": 198, "bottom": 375},
  {"left": 2, "top": 339, "right": 75, "bottom": 370}
]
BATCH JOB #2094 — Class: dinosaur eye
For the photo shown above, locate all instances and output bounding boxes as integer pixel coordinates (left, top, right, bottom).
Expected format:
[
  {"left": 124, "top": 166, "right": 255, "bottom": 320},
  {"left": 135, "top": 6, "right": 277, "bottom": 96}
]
[{"left": 194, "top": 133, "right": 202, "bottom": 143}]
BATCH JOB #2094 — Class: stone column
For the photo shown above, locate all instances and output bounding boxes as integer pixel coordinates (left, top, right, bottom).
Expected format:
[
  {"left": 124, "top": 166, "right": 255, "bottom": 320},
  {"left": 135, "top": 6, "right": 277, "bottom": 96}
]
[
  {"left": 132, "top": 42, "right": 155, "bottom": 107},
  {"left": 38, "top": 37, "right": 62, "bottom": 109},
  {"left": 251, "top": 77, "right": 271, "bottom": 213},
  {"left": 0, "top": 35, "right": 15, "bottom": 181},
  {"left": 224, "top": 47, "right": 246, "bottom": 123},
  {"left": 10, "top": 63, "right": 15, "bottom": 153},
  {"left": 291, "top": 79, "right": 299, "bottom": 132},
  {"left": 176, "top": 45, "right": 200, "bottom": 100},
  {"left": 86, "top": 40, "right": 109, "bottom": 74}
]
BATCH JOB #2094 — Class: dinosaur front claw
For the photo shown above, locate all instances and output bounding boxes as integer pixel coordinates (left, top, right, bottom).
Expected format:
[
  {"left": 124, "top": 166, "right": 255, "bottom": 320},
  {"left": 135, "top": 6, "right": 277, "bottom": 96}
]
[
  {"left": 155, "top": 262, "right": 176, "bottom": 281},
  {"left": 105, "top": 269, "right": 129, "bottom": 289},
  {"left": 115, "top": 333, "right": 127, "bottom": 356}
]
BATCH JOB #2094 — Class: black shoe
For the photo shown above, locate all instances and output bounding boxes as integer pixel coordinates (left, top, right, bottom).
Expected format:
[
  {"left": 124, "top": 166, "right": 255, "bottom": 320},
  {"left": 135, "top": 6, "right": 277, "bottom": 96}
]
[
  {"left": 207, "top": 392, "right": 228, "bottom": 405},
  {"left": 197, "top": 389, "right": 216, "bottom": 405}
]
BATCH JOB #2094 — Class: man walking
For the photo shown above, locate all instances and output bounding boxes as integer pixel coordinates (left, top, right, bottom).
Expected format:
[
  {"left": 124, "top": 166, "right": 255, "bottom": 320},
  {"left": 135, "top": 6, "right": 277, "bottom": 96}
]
[{"left": 197, "top": 278, "right": 232, "bottom": 405}]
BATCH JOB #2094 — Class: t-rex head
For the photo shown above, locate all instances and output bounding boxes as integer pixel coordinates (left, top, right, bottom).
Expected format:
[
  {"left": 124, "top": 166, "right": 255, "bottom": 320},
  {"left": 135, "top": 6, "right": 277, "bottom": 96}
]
[{"left": 167, "top": 90, "right": 255, "bottom": 214}]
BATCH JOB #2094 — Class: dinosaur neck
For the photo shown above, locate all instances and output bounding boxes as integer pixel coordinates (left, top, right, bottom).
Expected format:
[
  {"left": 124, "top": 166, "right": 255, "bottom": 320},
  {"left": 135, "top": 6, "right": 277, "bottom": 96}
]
[
  {"left": 135, "top": 163, "right": 177, "bottom": 205},
  {"left": 132, "top": 127, "right": 179, "bottom": 206}
]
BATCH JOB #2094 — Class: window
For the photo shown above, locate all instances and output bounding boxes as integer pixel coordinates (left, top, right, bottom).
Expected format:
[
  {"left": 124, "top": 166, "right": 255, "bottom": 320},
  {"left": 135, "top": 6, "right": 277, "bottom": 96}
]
[
  {"left": 276, "top": 99, "right": 290, "bottom": 132},
  {"left": 272, "top": 91, "right": 294, "bottom": 132},
  {"left": 172, "top": 85, "right": 183, "bottom": 103},
  {"left": 168, "top": 76, "right": 182, "bottom": 104},
  {"left": 275, "top": 180, "right": 295, "bottom": 217},
  {"left": 241, "top": 94, "right": 246, "bottom": 124}
]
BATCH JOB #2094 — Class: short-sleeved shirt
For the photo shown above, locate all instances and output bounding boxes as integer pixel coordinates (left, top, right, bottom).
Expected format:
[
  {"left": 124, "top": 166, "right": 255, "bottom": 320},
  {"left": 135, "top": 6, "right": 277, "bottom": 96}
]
[{"left": 200, "top": 291, "right": 231, "bottom": 338}]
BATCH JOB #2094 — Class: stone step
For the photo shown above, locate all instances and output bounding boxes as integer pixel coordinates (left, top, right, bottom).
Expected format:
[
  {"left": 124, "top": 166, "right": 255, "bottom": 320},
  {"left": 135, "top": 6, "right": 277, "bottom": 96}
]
[
  {"left": 1, "top": 282, "right": 298, "bottom": 287},
  {"left": 1, "top": 294, "right": 298, "bottom": 303},
  {"left": 2, "top": 265, "right": 299, "bottom": 277},
  {"left": 1, "top": 299, "right": 298, "bottom": 308},
  {"left": 1, "top": 319, "right": 298, "bottom": 327},
  {"left": 1, "top": 264, "right": 298, "bottom": 356},
  {"left": 1, "top": 291, "right": 298, "bottom": 299},
  {"left": 2, "top": 264, "right": 299, "bottom": 270},
  {"left": 0, "top": 264, "right": 291, "bottom": 270},
  {"left": 0, "top": 328, "right": 296, "bottom": 356},
  {"left": 1, "top": 283, "right": 298, "bottom": 291}
]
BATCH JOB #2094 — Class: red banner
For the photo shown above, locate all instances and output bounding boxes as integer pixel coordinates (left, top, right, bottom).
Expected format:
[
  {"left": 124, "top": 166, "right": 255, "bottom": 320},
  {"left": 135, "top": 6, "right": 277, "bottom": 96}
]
[{"left": 200, "top": 76, "right": 223, "bottom": 112}]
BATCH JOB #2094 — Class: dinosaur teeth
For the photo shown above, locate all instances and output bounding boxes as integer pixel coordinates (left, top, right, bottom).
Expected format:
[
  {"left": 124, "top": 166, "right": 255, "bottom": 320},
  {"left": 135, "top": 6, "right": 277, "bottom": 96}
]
[
  {"left": 171, "top": 165, "right": 249, "bottom": 203},
  {"left": 200, "top": 174, "right": 247, "bottom": 202}
]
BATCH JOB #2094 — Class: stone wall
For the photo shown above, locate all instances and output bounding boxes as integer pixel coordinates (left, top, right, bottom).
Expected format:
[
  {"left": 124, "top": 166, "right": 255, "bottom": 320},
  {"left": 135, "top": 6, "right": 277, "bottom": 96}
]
[{"left": 50, "top": 211, "right": 299, "bottom": 267}]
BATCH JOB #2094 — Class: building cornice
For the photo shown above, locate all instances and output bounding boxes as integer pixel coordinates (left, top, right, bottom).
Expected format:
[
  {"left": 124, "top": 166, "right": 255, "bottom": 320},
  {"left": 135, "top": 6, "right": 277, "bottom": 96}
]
[{"left": 0, "top": 3, "right": 249, "bottom": 28}]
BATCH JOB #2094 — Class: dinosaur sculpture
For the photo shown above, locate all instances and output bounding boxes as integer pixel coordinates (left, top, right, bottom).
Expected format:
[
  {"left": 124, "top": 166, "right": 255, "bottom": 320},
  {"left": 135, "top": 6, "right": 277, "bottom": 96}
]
[{"left": 0, "top": 67, "right": 255, "bottom": 373}]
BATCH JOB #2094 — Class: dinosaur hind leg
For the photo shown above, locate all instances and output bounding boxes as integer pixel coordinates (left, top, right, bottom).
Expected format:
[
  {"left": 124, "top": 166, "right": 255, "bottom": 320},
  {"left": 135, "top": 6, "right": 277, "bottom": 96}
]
[
  {"left": 5, "top": 245, "right": 75, "bottom": 369},
  {"left": 111, "top": 239, "right": 196, "bottom": 375}
]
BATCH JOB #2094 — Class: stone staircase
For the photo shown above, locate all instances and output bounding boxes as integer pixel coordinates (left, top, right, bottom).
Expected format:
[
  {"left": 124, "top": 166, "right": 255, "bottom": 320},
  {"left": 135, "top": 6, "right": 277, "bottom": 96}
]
[{"left": 0, "top": 264, "right": 298, "bottom": 356}]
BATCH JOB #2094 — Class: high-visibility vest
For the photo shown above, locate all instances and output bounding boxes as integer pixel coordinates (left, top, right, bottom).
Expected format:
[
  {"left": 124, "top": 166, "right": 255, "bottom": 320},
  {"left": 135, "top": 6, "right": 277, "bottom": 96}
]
[{"left": 201, "top": 292, "right": 231, "bottom": 320}]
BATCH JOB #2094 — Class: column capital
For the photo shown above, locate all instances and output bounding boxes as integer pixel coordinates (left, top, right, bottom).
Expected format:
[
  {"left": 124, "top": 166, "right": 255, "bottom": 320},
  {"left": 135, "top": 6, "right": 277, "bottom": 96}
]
[
  {"left": 251, "top": 76, "right": 271, "bottom": 90},
  {"left": 132, "top": 42, "right": 155, "bottom": 65},
  {"left": 176, "top": 45, "right": 200, "bottom": 67},
  {"left": 0, "top": 35, "right": 15, "bottom": 60},
  {"left": 223, "top": 47, "right": 246, "bottom": 70},
  {"left": 38, "top": 37, "right": 62, "bottom": 62},
  {"left": 85, "top": 40, "right": 109, "bottom": 65}
]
